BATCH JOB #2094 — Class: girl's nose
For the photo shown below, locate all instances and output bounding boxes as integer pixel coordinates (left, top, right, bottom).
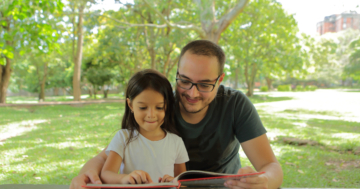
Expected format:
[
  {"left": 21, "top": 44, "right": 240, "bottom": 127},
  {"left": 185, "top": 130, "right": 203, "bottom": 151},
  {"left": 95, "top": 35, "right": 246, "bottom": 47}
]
[{"left": 147, "top": 108, "right": 155, "bottom": 118}]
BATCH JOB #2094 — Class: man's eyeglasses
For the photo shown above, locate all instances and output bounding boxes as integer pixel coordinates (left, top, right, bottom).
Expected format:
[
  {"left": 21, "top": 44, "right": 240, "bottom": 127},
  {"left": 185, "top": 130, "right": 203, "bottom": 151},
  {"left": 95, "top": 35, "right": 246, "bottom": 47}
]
[{"left": 176, "top": 72, "right": 221, "bottom": 93}]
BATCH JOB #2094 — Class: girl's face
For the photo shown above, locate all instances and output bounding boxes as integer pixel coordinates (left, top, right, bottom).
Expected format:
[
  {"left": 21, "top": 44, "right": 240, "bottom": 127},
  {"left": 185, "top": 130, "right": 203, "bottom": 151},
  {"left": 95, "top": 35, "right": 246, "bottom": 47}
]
[{"left": 127, "top": 89, "right": 166, "bottom": 136}]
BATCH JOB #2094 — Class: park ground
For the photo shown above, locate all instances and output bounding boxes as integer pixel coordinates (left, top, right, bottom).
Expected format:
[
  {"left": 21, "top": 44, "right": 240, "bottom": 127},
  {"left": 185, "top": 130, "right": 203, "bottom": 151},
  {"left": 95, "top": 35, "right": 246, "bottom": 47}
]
[{"left": 0, "top": 89, "right": 359, "bottom": 187}]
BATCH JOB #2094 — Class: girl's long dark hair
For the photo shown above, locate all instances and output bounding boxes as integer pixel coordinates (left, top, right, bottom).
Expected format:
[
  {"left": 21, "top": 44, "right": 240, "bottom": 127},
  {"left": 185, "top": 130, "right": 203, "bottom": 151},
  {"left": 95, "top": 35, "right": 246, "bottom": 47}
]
[{"left": 122, "top": 69, "right": 178, "bottom": 146}]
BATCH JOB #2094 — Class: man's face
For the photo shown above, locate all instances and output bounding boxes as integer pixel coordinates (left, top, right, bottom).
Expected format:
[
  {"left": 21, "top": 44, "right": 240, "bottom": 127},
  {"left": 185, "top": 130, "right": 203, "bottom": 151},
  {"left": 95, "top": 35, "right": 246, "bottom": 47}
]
[{"left": 176, "top": 51, "right": 224, "bottom": 114}]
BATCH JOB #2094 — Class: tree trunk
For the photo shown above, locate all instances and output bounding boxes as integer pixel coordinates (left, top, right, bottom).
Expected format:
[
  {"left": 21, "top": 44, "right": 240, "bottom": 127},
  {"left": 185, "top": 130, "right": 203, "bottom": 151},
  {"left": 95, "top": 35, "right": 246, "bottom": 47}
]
[
  {"left": 73, "top": 5, "right": 85, "bottom": 101},
  {"left": 39, "top": 63, "right": 48, "bottom": 101},
  {"left": 163, "top": 50, "right": 171, "bottom": 76},
  {"left": 0, "top": 17, "right": 13, "bottom": 104},
  {"left": 103, "top": 87, "right": 109, "bottom": 99},
  {"left": 93, "top": 85, "right": 97, "bottom": 99},
  {"left": 246, "top": 82, "right": 254, "bottom": 97},
  {"left": 265, "top": 76, "right": 273, "bottom": 90},
  {"left": 195, "top": 0, "right": 249, "bottom": 44},
  {"left": 0, "top": 57, "right": 12, "bottom": 104},
  {"left": 143, "top": 26, "right": 157, "bottom": 70},
  {"left": 234, "top": 66, "right": 240, "bottom": 89},
  {"left": 88, "top": 88, "right": 93, "bottom": 98},
  {"left": 54, "top": 88, "right": 59, "bottom": 96},
  {"left": 245, "top": 62, "right": 258, "bottom": 97}
]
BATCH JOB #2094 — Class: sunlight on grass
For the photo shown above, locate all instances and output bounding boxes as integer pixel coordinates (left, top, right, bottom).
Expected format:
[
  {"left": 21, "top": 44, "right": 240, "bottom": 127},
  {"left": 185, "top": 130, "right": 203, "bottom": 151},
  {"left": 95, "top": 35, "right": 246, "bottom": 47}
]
[
  {"left": 331, "top": 132, "right": 359, "bottom": 139},
  {"left": 44, "top": 142, "right": 99, "bottom": 149},
  {"left": 0, "top": 119, "right": 47, "bottom": 142}
]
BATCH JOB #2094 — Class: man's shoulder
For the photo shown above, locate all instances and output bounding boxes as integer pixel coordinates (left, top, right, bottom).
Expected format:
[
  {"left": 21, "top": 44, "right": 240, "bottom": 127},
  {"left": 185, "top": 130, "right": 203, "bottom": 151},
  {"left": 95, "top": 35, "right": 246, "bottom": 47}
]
[{"left": 216, "top": 85, "right": 246, "bottom": 99}]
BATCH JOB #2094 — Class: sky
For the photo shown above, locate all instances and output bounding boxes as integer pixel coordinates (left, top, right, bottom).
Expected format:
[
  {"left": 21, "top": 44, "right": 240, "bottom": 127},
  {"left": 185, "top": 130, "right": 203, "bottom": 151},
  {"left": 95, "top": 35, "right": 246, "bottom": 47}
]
[
  {"left": 94, "top": 0, "right": 360, "bottom": 37},
  {"left": 277, "top": 0, "right": 360, "bottom": 36}
]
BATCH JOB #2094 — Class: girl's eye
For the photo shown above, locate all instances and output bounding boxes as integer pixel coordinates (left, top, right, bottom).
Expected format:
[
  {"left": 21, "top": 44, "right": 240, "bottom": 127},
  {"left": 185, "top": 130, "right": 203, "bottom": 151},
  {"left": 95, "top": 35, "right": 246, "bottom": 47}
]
[
  {"left": 139, "top": 107, "right": 147, "bottom": 110},
  {"left": 156, "top": 107, "right": 164, "bottom": 110}
]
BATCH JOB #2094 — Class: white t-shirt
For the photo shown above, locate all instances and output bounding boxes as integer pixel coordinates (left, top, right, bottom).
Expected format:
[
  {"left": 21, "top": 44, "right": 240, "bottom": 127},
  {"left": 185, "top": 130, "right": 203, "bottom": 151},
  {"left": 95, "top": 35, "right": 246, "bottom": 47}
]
[{"left": 106, "top": 129, "right": 189, "bottom": 182}]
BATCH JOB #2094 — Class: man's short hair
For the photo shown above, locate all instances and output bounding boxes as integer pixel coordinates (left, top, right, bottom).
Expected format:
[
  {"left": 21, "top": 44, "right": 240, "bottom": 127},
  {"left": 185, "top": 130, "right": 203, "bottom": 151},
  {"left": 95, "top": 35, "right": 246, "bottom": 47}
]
[{"left": 179, "top": 40, "right": 226, "bottom": 75}]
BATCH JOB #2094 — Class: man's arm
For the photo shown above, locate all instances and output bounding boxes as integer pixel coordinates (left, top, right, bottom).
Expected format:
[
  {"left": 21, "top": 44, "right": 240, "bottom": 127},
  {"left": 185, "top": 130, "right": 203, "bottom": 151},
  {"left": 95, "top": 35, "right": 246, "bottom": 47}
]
[
  {"left": 69, "top": 147, "right": 108, "bottom": 189},
  {"left": 225, "top": 134, "right": 283, "bottom": 189}
]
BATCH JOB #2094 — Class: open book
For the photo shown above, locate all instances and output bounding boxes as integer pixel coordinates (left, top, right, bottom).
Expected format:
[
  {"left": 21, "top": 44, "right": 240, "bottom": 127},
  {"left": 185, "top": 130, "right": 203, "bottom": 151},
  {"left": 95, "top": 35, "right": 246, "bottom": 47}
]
[{"left": 83, "top": 170, "right": 265, "bottom": 188}]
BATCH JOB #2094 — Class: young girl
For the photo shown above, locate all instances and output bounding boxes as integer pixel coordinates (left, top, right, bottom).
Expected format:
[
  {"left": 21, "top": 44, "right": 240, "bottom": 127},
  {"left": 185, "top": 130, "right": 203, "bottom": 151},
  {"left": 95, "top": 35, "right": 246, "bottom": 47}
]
[{"left": 101, "top": 69, "right": 189, "bottom": 184}]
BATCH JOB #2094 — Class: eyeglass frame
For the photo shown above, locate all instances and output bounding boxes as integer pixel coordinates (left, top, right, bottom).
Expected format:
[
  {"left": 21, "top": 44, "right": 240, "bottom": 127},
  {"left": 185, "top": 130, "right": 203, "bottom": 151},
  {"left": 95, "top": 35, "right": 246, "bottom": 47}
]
[{"left": 175, "top": 71, "right": 221, "bottom": 93}]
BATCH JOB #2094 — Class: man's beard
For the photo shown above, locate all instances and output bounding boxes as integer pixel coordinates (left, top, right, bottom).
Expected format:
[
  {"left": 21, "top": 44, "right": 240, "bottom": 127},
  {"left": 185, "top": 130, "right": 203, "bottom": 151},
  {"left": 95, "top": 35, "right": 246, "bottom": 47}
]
[{"left": 175, "top": 90, "right": 208, "bottom": 114}]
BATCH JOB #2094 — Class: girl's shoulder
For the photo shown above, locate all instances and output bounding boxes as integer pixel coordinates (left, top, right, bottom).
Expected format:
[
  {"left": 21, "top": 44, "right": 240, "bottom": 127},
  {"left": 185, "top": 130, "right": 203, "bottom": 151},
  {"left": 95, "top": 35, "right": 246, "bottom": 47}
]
[
  {"left": 165, "top": 132, "right": 183, "bottom": 141},
  {"left": 117, "top": 129, "right": 138, "bottom": 138}
]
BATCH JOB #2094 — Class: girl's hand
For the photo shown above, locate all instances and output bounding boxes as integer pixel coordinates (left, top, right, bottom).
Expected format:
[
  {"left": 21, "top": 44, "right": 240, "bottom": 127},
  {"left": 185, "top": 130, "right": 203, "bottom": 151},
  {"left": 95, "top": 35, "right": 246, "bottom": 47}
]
[
  {"left": 120, "top": 170, "right": 153, "bottom": 184},
  {"left": 158, "top": 174, "right": 174, "bottom": 183}
]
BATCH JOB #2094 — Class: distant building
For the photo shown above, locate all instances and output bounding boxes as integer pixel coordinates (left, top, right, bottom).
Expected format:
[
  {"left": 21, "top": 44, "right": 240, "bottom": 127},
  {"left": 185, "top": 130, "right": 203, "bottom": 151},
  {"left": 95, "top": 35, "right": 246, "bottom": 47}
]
[{"left": 317, "top": 11, "right": 360, "bottom": 35}]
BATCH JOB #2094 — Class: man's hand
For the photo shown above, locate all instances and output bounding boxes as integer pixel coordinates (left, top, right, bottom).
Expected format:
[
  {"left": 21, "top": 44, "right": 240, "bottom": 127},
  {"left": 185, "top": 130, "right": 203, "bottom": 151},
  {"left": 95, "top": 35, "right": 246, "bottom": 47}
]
[
  {"left": 69, "top": 170, "right": 102, "bottom": 189},
  {"left": 158, "top": 174, "right": 174, "bottom": 183},
  {"left": 224, "top": 166, "right": 268, "bottom": 189},
  {"left": 120, "top": 170, "right": 153, "bottom": 184}
]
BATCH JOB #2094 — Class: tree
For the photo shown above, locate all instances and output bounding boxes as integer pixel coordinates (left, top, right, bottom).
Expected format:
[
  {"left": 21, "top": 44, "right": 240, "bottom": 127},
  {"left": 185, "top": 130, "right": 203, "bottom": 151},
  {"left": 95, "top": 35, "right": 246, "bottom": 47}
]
[
  {"left": 0, "top": 0, "right": 63, "bottom": 103},
  {"left": 346, "top": 35, "right": 360, "bottom": 82},
  {"left": 84, "top": 66, "right": 114, "bottom": 99},
  {"left": 222, "top": 0, "right": 302, "bottom": 96},
  {"left": 302, "top": 29, "right": 360, "bottom": 87},
  {"left": 104, "top": 0, "right": 249, "bottom": 44}
]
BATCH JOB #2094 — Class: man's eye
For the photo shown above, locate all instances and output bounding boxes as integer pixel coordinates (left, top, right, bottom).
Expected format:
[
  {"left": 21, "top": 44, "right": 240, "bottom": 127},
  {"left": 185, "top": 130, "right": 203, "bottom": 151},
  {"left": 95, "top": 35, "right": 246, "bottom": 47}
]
[
  {"left": 181, "top": 80, "right": 191, "bottom": 84},
  {"left": 199, "top": 84, "right": 211, "bottom": 88}
]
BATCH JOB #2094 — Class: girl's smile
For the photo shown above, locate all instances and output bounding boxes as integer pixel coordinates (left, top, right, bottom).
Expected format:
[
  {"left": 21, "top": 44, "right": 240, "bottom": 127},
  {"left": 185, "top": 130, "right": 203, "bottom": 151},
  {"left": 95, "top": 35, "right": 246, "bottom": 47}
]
[{"left": 127, "top": 88, "right": 166, "bottom": 140}]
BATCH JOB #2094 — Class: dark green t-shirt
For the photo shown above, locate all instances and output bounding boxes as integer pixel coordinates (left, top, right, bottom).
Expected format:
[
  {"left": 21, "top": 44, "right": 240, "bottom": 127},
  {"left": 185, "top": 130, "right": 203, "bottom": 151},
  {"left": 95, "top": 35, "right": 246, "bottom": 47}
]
[{"left": 174, "top": 85, "right": 267, "bottom": 174}]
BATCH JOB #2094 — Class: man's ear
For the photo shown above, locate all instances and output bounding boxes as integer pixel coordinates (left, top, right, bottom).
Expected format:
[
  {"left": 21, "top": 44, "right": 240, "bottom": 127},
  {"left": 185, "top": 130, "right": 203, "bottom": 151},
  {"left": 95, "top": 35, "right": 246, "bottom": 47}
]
[
  {"left": 218, "top": 73, "right": 226, "bottom": 84},
  {"left": 126, "top": 98, "right": 134, "bottom": 112}
]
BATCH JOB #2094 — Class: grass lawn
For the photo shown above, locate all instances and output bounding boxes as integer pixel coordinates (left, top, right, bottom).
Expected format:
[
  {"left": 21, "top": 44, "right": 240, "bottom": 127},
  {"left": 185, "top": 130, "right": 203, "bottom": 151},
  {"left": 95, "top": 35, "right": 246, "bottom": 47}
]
[{"left": 1, "top": 94, "right": 359, "bottom": 187}]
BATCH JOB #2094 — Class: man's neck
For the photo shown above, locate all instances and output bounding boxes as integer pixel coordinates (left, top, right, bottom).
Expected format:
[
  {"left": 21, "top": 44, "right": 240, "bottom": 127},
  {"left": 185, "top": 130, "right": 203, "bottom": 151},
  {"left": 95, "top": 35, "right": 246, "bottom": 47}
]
[{"left": 179, "top": 103, "right": 209, "bottom": 124}]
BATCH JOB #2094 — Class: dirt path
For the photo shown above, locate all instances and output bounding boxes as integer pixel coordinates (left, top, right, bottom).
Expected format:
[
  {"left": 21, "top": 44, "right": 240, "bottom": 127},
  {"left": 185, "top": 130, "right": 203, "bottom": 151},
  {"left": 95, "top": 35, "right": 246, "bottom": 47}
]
[{"left": 0, "top": 99, "right": 124, "bottom": 107}]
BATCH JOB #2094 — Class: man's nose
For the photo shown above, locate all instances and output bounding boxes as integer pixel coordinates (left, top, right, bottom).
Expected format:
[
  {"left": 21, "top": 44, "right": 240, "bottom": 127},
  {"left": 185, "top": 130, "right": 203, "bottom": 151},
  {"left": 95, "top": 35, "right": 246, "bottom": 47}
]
[{"left": 187, "top": 84, "right": 200, "bottom": 98}]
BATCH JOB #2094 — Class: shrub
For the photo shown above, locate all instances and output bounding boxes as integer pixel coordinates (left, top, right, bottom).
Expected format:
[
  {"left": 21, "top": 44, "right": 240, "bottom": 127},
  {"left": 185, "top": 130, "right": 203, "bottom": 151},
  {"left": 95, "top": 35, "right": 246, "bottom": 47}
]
[
  {"left": 305, "top": 85, "right": 317, "bottom": 91},
  {"left": 277, "top": 85, "right": 291, "bottom": 91},
  {"left": 260, "top": 86, "right": 268, "bottom": 92},
  {"left": 295, "top": 85, "right": 304, "bottom": 91}
]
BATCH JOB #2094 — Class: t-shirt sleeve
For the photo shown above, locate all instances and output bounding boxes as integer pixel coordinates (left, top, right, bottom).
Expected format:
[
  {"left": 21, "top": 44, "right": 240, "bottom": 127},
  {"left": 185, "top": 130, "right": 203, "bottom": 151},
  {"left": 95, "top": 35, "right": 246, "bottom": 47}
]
[
  {"left": 233, "top": 92, "right": 267, "bottom": 143},
  {"left": 105, "top": 130, "right": 126, "bottom": 159},
  {"left": 175, "top": 137, "right": 189, "bottom": 164}
]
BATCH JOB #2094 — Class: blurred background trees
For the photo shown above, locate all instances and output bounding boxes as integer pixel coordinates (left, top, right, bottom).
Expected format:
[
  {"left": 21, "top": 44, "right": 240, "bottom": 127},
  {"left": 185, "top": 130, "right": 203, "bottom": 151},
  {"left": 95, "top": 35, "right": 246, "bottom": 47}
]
[{"left": 1, "top": 0, "right": 360, "bottom": 103}]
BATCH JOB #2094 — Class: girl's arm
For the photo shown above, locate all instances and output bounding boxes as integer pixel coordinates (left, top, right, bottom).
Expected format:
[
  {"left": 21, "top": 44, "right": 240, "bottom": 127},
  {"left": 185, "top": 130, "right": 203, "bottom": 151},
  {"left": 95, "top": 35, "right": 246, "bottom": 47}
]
[
  {"left": 101, "top": 151, "right": 153, "bottom": 184},
  {"left": 174, "top": 163, "right": 186, "bottom": 177},
  {"left": 101, "top": 151, "right": 124, "bottom": 184},
  {"left": 70, "top": 147, "right": 107, "bottom": 189},
  {"left": 159, "top": 163, "right": 187, "bottom": 183}
]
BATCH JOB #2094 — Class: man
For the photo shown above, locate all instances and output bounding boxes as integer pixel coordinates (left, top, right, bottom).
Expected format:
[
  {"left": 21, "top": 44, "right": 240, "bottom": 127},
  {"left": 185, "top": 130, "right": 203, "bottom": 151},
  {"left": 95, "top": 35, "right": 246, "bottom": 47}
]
[{"left": 70, "top": 40, "right": 283, "bottom": 189}]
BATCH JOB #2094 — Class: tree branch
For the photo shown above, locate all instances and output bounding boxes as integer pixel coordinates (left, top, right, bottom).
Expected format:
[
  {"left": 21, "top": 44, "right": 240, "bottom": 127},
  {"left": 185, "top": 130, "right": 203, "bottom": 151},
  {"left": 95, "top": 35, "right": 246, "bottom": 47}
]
[
  {"left": 141, "top": 0, "right": 206, "bottom": 37},
  {"left": 216, "top": 0, "right": 249, "bottom": 33}
]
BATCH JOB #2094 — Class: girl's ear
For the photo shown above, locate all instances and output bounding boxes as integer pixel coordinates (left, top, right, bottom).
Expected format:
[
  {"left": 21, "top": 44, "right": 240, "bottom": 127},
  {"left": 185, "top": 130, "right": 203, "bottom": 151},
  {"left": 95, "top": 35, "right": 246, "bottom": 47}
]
[{"left": 126, "top": 98, "right": 134, "bottom": 112}]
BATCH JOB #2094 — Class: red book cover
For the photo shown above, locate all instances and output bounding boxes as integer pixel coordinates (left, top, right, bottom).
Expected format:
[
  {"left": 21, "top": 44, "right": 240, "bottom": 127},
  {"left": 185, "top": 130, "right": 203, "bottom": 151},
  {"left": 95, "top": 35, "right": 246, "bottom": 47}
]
[{"left": 83, "top": 171, "right": 265, "bottom": 189}]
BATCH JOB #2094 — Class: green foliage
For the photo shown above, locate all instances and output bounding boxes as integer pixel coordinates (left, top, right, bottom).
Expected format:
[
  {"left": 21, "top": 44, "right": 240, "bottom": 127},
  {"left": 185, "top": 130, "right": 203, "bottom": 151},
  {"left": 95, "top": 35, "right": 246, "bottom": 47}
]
[
  {"left": 260, "top": 86, "right": 268, "bottom": 92},
  {"left": 221, "top": 0, "right": 303, "bottom": 96},
  {"left": 303, "top": 29, "right": 360, "bottom": 86},
  {"left": 305, "top": 85, "right": 317, "bottom": 91},
  {"left": 85, "top": 67, "right": 114, "bottom": 87},
  {"left": 277, "top": 84, "right": 292, "bottom": 91},
  {"left": 295, "top": 85, "right": 304, "bottom": 91},
  {"left": 346, "top": 36, "right": 360, "bottom": 81},
  {"left": 0, "top": 0, "right": 64, "bottom": 57}
]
